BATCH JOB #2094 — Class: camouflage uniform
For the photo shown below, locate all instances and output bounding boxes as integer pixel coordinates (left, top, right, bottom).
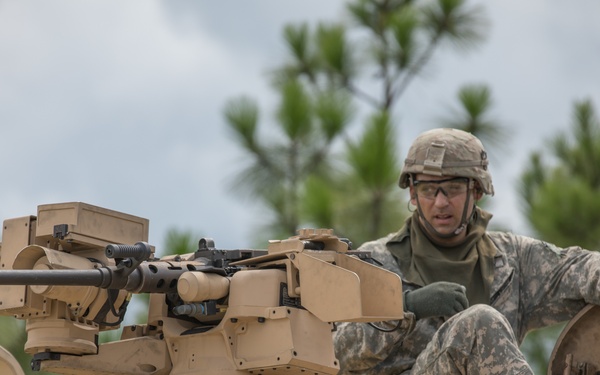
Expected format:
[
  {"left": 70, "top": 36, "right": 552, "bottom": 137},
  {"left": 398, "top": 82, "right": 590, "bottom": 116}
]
[{"left": 333, "top": 231, "right": 600, "bottom": 374}]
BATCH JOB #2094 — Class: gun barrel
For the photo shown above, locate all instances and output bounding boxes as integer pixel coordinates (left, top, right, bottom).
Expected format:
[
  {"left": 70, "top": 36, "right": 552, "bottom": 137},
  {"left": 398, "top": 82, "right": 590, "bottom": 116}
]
[
  {"left": 0, "top": 269, "right": 107, "bottom": 287},
  {"left": 0, "top": 262, "right": 206, "bottom": 294}
]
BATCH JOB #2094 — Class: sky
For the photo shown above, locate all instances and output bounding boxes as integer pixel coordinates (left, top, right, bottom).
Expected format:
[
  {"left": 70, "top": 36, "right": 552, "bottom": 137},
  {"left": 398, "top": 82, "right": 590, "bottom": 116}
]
[{"left": 1, "top": 0, "right": 599, "bottom": 255}]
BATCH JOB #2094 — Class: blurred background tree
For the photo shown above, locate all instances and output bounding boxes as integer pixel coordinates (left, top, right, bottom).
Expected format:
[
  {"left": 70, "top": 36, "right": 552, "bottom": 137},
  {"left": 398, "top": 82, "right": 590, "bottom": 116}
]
[
  {"left": 437, "top": 83, "right": 507, "bottom": 160},
  {"left": 520, "top": 99, "right": 600, "bottom": 249},
  {"left": 518, "top": 98, "right": 600, "bottom": 374},
  {"left": 224, "top": 0, "right": 491, "bottom": 247},
  {"left": 225, "top": 0, "right": 596, "bottom": 373}
]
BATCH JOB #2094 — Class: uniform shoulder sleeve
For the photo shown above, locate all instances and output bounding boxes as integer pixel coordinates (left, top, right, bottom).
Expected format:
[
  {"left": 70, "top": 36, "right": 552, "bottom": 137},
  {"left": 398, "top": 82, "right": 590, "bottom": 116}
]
[
  {"left": 493, "top": 231, "right": 600, "bottom": 331},
  {"left": 358, "top": 234, "right": 403, "bottom": 275}
]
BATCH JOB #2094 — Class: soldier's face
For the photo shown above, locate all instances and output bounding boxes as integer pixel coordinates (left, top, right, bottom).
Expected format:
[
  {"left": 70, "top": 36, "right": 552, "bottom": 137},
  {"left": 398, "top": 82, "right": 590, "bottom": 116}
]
[{"left": 409, "top": 174, "right": 481, "bottom": 244}]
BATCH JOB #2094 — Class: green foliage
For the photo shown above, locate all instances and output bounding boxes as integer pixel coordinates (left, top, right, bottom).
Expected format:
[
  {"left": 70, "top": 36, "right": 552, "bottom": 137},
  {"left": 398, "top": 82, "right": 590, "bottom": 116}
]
[
  {"left": 520, "top": 99, "right": 600, "bottom": 249},
  {"left": 517, "top": 99, "right": 600, "bottom": 371},
  {"left": 529, "top": 173, "right": 600, "bottom": 249},
  {"left": 347, "top": 112, "right": 398, "bottom": 189},
  {"left": 301, "top": 113, "right": 406, "bottom": 248},
  {"left": 421, "top": 0, "right": 487, "bottom": 49},
  {"left": 317, "top": 24, "right": 354, "bottom": 79},
  {"left": 224, "top": 82, "right": 354, "bottom": 240},
  {"left": 224, "top": 0, "right": 490, "bottom": 245},
  {"left": 389, "top": 8, "right": 419, "bottom": 68},
  {"left": 277, "top": 79, "right": 314, "bottom": 139},
  {"left": 163, "top": 228, "right": 204, "bottom": 256},
  {"left": 338, "top": 112, "right": 405, "bottom": 244},
  {"left": 520, "top": 324, "right": 565, "bottom": 375},
  {"left": 438, "top": 83, "right": 508, "bottom": 160},
  {"left": 552, "top": 100, "right": 600, "bottom": 188},
  {"left": 284, "top": 23, "right": 311, "bottom": 63},
  {"left": 301, "top": 175, "right": 336, "bottom": 229},
  {"left": 302, "top": 112, "right": 405, "bottom": 246},
  {"left": 223, "top": 96, "right": 259, "bottom": 151},
  {"left": 314, "top": 90, "right": 355, "bottom": 141}
]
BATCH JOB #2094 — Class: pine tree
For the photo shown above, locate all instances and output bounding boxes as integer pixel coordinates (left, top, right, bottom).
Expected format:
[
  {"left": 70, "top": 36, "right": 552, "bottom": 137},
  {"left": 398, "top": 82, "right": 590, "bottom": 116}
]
[{"left": 224, "top": 0, "right": 489, "bottom": 246}]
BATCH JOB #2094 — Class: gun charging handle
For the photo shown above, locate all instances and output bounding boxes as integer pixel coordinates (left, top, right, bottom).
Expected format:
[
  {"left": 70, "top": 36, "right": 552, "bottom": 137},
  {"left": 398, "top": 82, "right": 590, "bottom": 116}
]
[{"left": 105, "top": 241, "right": 152, "bottom": 277}]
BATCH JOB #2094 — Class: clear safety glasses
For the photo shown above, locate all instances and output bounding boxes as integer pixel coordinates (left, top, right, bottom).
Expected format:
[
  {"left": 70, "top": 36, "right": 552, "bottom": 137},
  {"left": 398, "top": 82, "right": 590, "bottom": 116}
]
[{"left": 412, "top": 177, "right": 472, "bottom": 199}]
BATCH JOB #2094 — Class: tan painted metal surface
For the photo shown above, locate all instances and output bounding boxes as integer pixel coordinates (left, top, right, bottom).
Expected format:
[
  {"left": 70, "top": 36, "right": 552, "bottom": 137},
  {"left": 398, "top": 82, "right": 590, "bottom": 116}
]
[
  {"left": 548, "top": 304, "right": 600, "bottom": 375},
  {"left": 0, "top": 203, "right": 405, "bottom": 374}
]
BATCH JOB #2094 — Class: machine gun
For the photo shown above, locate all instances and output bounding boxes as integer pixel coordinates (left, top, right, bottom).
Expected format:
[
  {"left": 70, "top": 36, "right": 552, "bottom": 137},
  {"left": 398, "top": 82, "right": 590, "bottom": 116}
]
[{"left": 0, "top": 202, "right": 404, "bottom": 375}]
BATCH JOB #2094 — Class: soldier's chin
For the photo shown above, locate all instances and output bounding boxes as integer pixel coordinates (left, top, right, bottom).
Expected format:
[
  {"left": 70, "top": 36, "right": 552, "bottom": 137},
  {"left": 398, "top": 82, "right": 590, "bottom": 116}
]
[{"left": 431, "top": 225, "right": 456, "bottom": 237}]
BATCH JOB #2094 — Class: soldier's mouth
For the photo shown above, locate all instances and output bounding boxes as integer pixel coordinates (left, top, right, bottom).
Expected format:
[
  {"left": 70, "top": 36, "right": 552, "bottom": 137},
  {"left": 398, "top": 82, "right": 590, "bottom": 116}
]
[{"left": 433, "top": 214, "right": 453, "bottom": 223}]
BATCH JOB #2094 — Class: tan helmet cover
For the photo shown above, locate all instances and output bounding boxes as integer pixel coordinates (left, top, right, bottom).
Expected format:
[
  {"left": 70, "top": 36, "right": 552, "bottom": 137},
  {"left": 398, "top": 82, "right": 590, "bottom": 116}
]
[{"left": 399, "top": 128, "right": 494, "bottom": 195}]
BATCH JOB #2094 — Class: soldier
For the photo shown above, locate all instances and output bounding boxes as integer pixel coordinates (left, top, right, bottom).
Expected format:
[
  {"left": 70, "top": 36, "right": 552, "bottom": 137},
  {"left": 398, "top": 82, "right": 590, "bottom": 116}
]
[{"left": 333, "top": 128, "right": 600, "bottom": 374}]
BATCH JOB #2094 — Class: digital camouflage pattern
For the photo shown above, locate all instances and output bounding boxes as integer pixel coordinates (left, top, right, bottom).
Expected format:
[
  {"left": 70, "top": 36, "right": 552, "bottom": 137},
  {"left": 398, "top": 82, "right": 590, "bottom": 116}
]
[
  {"left": 333, "top": 231, "right": 600, "bottom": 374},
  {"left": 398, "top": 128, "right": 494, "bottom": 195}
]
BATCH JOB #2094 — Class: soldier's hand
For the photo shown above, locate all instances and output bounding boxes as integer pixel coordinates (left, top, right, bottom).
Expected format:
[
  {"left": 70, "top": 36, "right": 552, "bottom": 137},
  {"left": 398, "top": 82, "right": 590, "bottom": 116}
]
[{"left": 403, "top": 281, "right": 469, "bottom": 320}]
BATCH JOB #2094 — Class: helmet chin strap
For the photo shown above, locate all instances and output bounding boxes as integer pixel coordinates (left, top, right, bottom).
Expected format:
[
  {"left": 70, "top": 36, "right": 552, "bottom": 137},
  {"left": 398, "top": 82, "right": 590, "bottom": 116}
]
[{"left": 415, "top": 188, "right": 476, "bottom": 240}]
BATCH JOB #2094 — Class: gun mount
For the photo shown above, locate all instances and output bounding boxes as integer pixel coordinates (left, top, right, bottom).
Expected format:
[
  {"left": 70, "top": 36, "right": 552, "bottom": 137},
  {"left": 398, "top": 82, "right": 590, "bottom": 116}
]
[{"left": 0, "top": 202, "right": 405, "bottom": 375}]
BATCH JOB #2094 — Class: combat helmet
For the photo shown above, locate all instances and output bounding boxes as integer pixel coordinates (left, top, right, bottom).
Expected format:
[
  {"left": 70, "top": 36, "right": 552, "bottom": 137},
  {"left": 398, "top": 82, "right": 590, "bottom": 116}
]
[{"left": 399, "top": 128, "right": 494, "bottom": 195}]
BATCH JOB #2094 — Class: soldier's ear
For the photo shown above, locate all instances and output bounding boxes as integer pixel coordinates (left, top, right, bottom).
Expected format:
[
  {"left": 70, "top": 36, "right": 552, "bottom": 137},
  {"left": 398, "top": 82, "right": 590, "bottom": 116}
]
[
  {"left": 409, "top": 186, "right": 417, "bottom": 205},
  {"left": 474, "top": 191, "right": 483, "bottom": 201},
  {"left": 473, "top": 183, "right": 484, "bottom": 201}
]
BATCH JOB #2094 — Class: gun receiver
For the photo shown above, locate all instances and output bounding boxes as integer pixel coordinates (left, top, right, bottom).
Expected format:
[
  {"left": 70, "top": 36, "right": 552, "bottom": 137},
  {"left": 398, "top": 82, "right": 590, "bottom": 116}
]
[{"left": 0, "top": 202, "right": 404, "bottom": 375}]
